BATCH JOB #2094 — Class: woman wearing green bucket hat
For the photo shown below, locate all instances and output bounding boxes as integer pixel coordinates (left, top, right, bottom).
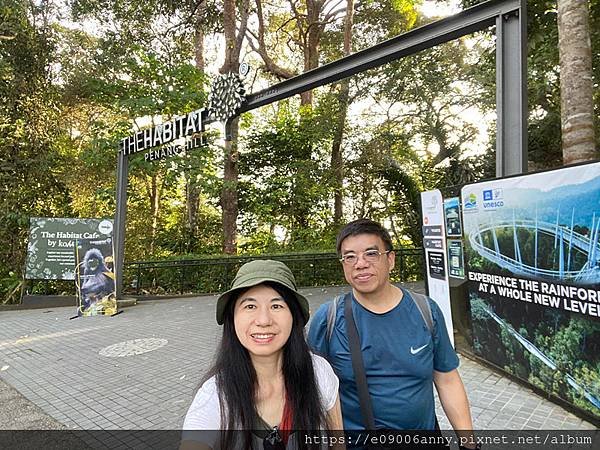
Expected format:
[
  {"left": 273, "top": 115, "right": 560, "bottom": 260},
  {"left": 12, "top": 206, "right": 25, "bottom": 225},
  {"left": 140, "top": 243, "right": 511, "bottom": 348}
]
[{"left": 181, "top": 260, "right": 344, "bottom": 450}]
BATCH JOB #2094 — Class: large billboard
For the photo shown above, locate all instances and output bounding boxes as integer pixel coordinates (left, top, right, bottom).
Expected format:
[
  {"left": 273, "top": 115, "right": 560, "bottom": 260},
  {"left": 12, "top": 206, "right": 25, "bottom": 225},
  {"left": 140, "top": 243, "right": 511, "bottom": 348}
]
[
  {"left": 462, "top": 162, "right": 600, "bottom": 419},
  {"left": 26, "top": 218, "right": 114, "bottom": 280}
]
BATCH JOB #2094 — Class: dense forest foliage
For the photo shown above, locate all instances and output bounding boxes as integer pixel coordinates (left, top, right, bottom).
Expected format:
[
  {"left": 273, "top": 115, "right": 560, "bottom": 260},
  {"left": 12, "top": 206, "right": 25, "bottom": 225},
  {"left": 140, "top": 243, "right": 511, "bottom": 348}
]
[
  {"left": 1, "top": 0, "right": 599, "bottom": 303},
  {"left": 471, "top": 293, "right": 600, "bottom": 418}
]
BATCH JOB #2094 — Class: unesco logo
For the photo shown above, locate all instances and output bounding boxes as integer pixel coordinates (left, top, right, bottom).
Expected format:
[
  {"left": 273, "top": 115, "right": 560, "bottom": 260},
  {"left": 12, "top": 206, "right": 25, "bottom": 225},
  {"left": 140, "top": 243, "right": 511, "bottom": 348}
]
[{"left": 483, "top": 188, "right": 504, "bottom": 209}]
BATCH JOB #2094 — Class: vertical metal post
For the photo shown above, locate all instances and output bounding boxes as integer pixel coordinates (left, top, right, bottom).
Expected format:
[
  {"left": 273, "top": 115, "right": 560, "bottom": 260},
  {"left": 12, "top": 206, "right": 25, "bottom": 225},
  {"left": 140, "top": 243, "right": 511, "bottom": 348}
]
[
  {"left": 496, "top": 0, "right": 528, "bottom": 177},
  {"left": 180, "top": 266, "right": 185, "bottom": 294},
  {"left": 135, "top": 263, "right": 141, "bottom": 295},
  {"left": 114, "top": 150, "right": 129, "bottom": 299},
  {"left": 223, "top": 260, "right": 229, "bottom": 291},
  {"left": 399, "top": 249, "right": 405, "bottom": 281}
]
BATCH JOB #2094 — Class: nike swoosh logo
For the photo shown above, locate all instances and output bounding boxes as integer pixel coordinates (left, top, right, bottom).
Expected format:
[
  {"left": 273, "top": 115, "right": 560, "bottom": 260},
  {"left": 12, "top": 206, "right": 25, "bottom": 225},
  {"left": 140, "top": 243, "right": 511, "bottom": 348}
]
[{"left": 410, "top": 344, "right": 428, "bottom": 355}]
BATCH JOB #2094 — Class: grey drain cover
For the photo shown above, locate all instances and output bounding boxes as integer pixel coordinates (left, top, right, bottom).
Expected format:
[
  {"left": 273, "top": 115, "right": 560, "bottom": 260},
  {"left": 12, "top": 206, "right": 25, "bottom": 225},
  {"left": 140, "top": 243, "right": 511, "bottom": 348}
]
[{"left": 99, "top": 338, "right": 168, "bottom": 357}]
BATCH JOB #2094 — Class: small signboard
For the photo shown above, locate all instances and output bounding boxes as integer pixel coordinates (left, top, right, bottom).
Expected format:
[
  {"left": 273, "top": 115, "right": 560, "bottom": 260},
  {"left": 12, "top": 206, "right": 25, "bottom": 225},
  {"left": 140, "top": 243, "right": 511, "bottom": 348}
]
[
  {"left": 424, "top": 238, "right": 443, "bottom": 250},
  {"left": 427, "top": 251, "right": 446, "bottom": 280},
  {"left": 26, "top": 218, "right": 114, "bottom": 280}
]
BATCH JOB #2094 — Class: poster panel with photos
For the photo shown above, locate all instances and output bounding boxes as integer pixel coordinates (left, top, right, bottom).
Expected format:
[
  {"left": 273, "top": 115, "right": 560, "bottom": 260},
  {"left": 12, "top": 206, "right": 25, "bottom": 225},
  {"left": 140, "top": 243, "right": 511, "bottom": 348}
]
[
  {"left": 75, "top": 237, "right": 117, "bottom": 317},
  {"left": 444, "top": 197, "right": 463, "bottom": 237},
  {"left": 448, "top": 239, "right": 465, "bottom": 279}
]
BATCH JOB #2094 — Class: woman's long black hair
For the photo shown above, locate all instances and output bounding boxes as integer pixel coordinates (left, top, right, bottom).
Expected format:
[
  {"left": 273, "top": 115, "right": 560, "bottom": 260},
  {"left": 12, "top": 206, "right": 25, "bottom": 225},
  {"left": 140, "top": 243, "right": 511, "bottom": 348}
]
[{"left": 203, "top": 281, "right": 327, "bottom": 449}]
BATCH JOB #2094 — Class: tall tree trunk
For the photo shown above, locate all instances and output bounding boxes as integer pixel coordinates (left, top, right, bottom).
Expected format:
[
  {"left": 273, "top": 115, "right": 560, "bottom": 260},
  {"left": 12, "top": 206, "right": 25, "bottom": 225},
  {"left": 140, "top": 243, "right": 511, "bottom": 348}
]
[
  {"left": 288, "top": 0, "right": 323, "bottom": 236},
  {"left": 330, "top": 0, "right": 354, "bottom": 225},
  {"left": 194, "top": 1, "right": 206, "bottom": 70},
  {"left": 185, "top": 2, "right": 206, "bottom": 253},
  {"left": 330, "top": 86, "right": 348, "bottom": 225},
  {"left": 252, "top": 0, "right": 344, "bottom": 236},
  {"left": 558, "top": 0, "right": 597, "bottom": 165},
  {"left": 221, "top": 118, "right": 239, "bottom": 254},
  {"left": 220, "top": 0, "right": 249, "bottom": 254},
  {"left": 301, "top": 0, "right": 324, "bottom": 106},
  {"left": 253, "top": 0, "right": 345, "bottom": 106},
  {"left": 185, "top": 180, "right": 200, "bottom": 253}
]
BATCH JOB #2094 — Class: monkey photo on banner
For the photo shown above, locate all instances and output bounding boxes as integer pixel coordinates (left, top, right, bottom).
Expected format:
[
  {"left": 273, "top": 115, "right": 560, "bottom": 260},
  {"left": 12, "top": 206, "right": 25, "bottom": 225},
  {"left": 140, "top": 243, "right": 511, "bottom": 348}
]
[{"left": 75, "top": 238, "right": 117, "bottom": 317}]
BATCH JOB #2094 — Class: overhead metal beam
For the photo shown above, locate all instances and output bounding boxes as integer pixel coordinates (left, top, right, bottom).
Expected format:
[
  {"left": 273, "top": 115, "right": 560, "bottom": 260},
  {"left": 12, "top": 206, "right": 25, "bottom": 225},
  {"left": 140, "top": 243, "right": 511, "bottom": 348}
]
[
  {"left": 115, "top": 0, "right": 528, "bottom": 299},
  {"left": 239, "top": 0, "right": 521, "bottom": 113}
]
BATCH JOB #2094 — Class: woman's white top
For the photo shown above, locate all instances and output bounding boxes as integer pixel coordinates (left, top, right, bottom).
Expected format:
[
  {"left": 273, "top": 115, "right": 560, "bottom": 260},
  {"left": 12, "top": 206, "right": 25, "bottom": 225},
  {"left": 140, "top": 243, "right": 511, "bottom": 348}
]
[{"left": 181, "top": 353, "right": 339, "bottom": 449}]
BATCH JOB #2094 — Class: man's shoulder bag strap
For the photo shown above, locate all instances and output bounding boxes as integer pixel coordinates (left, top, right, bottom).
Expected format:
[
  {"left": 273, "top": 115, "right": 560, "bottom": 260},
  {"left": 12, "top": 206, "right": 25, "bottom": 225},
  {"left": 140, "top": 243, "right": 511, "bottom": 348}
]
[
  {"left": 343, "top": 292, "right": 377, "bottom": 431},
  {"left": 409, "top": 290, "right": 444, "bottom": 432}
]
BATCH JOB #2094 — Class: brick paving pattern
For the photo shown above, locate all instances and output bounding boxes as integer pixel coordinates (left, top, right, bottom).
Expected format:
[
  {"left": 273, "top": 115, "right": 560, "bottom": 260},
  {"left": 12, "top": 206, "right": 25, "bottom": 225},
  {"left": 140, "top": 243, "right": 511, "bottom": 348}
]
[{"left": 0, "top": 284, "right": 595, "bottom": 434}]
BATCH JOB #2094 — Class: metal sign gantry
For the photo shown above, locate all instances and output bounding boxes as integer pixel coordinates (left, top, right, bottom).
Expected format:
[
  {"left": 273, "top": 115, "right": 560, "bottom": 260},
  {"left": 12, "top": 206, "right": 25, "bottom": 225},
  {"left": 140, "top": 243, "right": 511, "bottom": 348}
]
[{"left": 114, "top": 0, "right": 527, "bottom": 298}]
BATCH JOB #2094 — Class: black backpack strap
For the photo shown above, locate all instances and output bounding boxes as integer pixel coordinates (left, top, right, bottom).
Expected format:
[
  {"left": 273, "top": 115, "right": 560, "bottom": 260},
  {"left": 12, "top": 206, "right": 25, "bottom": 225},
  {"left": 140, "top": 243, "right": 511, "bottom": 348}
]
[
  {"left": 326, "top": 295, "right": 342, "bottom": 343},
  {"left": 343, "top": 293, "right": 376, "bottom": 431},
  {"left": 409, "top": 290, "right": 434, "bottom": 334},
  {"left": 411, "top": 290, "right": 446, "bottom": 437}
]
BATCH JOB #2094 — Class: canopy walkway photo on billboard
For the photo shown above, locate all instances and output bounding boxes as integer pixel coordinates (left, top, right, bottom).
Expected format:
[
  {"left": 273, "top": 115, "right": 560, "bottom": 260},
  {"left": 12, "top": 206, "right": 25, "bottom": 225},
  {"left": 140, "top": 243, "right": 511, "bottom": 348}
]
[{"left": 469, "top": 208, "right": 600, "bottom": 284}]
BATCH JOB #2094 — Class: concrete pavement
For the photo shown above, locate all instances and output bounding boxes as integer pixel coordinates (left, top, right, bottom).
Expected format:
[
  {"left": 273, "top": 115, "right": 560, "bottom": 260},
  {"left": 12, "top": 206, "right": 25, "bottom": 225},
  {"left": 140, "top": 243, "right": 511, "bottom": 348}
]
[{"left": 0, "top": 284, "right": 596, "bottom": 448}]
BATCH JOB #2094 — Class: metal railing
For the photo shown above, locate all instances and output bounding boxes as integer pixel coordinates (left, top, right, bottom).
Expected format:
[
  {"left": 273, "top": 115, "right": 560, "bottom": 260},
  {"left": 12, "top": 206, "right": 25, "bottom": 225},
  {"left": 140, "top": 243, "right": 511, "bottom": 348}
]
[{"left": 123, "top": 249, "right": 425, "bottom": 296}]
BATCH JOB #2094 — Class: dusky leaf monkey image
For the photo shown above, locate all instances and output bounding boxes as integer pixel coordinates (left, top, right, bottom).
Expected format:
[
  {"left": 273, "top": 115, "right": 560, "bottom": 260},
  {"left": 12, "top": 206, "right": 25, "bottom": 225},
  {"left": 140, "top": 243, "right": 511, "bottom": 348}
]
[{"left": 77, "top": 247, "right": 116, "bottom": 315}]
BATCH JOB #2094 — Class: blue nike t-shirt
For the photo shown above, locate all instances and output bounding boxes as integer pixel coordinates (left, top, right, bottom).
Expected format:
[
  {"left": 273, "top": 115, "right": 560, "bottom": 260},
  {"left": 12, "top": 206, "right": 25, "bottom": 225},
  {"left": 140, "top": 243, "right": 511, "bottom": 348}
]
[{"left": 307, "top": 288, "right": 459, "bottom": 430}]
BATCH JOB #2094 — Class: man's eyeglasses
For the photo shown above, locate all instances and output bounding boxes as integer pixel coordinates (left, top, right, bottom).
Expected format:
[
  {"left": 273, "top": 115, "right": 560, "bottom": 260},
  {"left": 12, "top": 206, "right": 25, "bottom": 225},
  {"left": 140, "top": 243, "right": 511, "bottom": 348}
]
[{"left": 339, "top": 249, "right": 392, "bottom": 265}]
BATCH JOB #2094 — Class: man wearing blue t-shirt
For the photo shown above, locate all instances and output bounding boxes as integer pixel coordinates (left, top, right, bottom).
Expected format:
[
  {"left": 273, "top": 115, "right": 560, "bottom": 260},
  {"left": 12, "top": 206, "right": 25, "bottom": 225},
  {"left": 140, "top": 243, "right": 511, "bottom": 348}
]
[{"left": 308, "top": 219, "right": 477, "bottom": 449}]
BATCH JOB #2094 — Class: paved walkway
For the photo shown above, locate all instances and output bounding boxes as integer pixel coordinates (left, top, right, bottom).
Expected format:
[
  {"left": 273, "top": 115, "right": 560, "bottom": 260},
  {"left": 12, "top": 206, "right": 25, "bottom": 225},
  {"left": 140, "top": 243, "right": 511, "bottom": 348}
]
[{"left": 0, "top": 285, "right": 595, "bottom": 443}]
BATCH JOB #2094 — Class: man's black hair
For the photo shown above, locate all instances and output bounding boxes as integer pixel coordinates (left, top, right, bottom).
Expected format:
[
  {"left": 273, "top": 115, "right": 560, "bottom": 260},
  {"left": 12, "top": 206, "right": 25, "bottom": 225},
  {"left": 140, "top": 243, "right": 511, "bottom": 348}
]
[{"left": 336, "top": 218, "right": 394, "bottom": 254}]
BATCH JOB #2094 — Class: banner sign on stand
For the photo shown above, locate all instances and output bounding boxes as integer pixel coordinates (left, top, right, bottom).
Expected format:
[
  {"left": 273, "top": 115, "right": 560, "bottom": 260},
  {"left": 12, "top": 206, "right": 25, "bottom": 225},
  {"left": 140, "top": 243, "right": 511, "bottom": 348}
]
[
  {"left": 26, "top": 218, "right": 114, "bottom": 280},
  {"left": 448, "top": 239, "right": 465, "bottom": 279},
  {"left": 462, "top": 162, "right": 600, "bottom": 419},
  {"left": 444, "top": 197, "right": 463, "bottom": 237},
  {"left": 421, "top": 189, "right": 454, "bottom": 346},
  {"left": 75, "top": 238, "right": 117, "bottom": 316}
]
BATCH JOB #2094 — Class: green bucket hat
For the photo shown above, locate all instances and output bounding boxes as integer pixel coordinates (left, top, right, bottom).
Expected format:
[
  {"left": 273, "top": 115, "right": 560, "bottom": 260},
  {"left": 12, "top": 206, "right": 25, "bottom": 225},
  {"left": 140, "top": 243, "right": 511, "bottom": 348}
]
[{"left": 216, "top": 259, "right": 310, "bottom": 325}]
